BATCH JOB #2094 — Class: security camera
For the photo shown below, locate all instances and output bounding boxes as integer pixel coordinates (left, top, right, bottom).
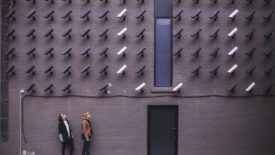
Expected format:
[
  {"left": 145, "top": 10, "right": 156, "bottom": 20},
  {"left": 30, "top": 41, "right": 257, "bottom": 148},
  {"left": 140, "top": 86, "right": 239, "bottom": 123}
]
[
  {"left": 81, "top": 48, "right": 90, "bottom": 57},
  {"left": 81, "top": 65, "right": 90, "bottom": 75},
  {"left": 136, "top": 28, "right": 146, "bottom": 39},
  {"left": 117, "top": 46, "right": 127, "bottom": 56},
  {"left": 63, "top": 84, "right": 71, "bottom": 93},
  {"left": 99, "top": 47, "right": 109, "bottom": 57},
  {"left": 98, "top": 29, "right": 109, "bottom": 39},
  {"left": 26, "top": 84, "right": 35, "bottom": 93},
  {"left": 99, "top": 10, "right": 109, "bottom": 20},
  {"left": 136, "top": 65, "right": 146, "bottom": 75},
  {"left": 81, "top": 10, "right": 91, "bottom": 21},
  {"left": 135, "top": 82, "right": 146, "bottom": 93},
  {"left": 63, "top": 65, "right": 71, "bottom": 75},
  {"left": 245, "top": 82, "right": 256, "bottom": 93},
  {"left": 210, "top": 10, "right": 220, "bottom": 20},
  {"left": 6, "top": 47, "right": 16, "bottom": 57},
  {"left": 191, "top": 66, "right": 202, "bottom": 76},
  {"left": 228, "top": 46, "right": 238, "bottom": 57},
  {"left": 173, "top": 83, "right": 183, "bottom": 93},
  {"left": 117, "top": 8, "right": 127, "bottom": 20},
  {"left": 173, "top": 28, "right": 182, "bottom": 39},
  {"left": 117, "top": 27, "right": 127, "bottom": 38},
  {"left": 81, "top": 29, "right": 91, "bottom": 39},
  {"left": 191, "top": 47, "right": 201, "bottom": 57},
  {"left": 44, "top": 65, "right": 54, "bottom": 75},
  {"left": 245, "top": 47, "right": 256, "bottom": 58},
  {"left": 229, "top": 84, "right": 238, "bottom": 93},
  {"left": 44, "top": 83, "right": 54, "bottom": 93},
  {"left": 99, "top": 83, "right": 112, "bottom": 94},
  {"left": 209, "top": 28, "right": 220, "bottom": 39},
  {"left": 246, "top": 65, "right": 256, "bottom": 76},
  {"left": 136, "top": 10, "right": 146, "bottom": 21},
  {"left": 26, "top": 29, "right": 35, "bottom": 39},
  {"left": 6, "top": 29, "right": 16, "bottom": 39},
  {"left": 45, "top": 47, "right": 54, "bottom": 57},
  {"left": 246, "top": 11, "right": 255, "bottom": 22},
  {"left": 136, "top": 48, "right": 146, "bottom": 57},
  {"left": 99, "top": 65, "right": 108, "bottom": 75},
  {"left": 63, "top": 48, "right": 72, "bottom": 57},
  {"left": 6, "top": 10, "right": 16, "bottom": 21},
  {"left": 63, "top": 28, "right": 72, "bottom": 39},
  {"left": 26, "top": 48, "right": 36, "bottom": 57},
  {"left": 191, "top": 9, "right": 202, "bottom": 20},
  {"left": 25, "top": 65, "right": 35, "bottom": 75},
  {"left": 245, "top": 29, "right": 256, "bottom": 39},
  {"left": 44, "top": 10, "right": 54, "bottom": 21},
  {"left": 6, "top": 65, "right": 15, "bottom": 75},
  {"left": 264, "top": 11, "right": 273, "bottom": 22},
  {"left": 173, "top": 10, "right": 183, "bottom": 21},
  {"left": 209, "top": 47, "right": 220, "bottom": 58},
  {"left": 26, "top": 9, "right": 36, "bottom": 20},
  {"left": 174, "top": 48, "right": 183, "bottom": 57},
  {"left": 228, "top": 27, "right": 238, "bottom": 38},
  {"left": 227, "top": 64, "right": 238, "bottom": 74},
  {"left": 117, "top": 65, "right": 127, "bottom": 75},
  {"left": 44, "top": 28, "right": 54, "bottom": 39},
  {"left": 191, "top": 29, "right": 201, "bottom": 39},
  {"left": 228, "top": 9, "right": 239, "bottom": 20}
]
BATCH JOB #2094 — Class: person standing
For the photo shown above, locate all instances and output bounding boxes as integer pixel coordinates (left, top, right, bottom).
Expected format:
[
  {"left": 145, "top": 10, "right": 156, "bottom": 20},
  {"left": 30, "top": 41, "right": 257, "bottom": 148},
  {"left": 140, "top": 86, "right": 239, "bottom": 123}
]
[
  {"left": 82, "top": 112, "right": 93, "bottom": 155},
  {"left": 58, "top": 113, "right": 74, "bottom": 155}
]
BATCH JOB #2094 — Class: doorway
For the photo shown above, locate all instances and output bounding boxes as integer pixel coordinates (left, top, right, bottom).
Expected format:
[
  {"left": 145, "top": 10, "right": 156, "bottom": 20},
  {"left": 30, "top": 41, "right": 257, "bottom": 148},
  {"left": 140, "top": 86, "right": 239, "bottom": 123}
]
[{"left": 148, "top": 105, "right": 178, "bottom": 155}]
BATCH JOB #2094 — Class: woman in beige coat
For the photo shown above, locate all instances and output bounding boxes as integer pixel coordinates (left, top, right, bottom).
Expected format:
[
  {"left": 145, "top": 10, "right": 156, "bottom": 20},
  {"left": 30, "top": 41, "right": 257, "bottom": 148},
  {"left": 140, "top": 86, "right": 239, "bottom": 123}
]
[{"left": 81, "top": 112, "right": 93, "bottom": 155}]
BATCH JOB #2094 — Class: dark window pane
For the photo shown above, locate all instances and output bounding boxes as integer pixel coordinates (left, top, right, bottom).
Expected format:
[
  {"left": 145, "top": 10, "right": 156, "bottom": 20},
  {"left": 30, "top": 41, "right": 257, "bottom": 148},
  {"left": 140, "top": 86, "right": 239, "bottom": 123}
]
[
  {"left": 155, "top": 19, "right": 172, "bottom": 87},
  {"left": 155, "top": 0, "right": 172, "bottom": 18}
]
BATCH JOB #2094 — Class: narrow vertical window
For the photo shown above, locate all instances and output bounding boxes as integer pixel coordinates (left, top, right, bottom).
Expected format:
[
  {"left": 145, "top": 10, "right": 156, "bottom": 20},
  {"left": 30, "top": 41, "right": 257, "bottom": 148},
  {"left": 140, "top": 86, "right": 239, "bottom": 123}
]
[{"left": 154, "top": 0, "right": 172, "bottom": 87}]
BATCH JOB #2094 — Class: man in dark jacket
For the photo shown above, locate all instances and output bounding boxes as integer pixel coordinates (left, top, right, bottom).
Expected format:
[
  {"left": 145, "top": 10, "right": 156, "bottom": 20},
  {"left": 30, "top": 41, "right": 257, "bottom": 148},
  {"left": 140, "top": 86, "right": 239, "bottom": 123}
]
[{"left": 58, "top": 113, "right": 74, "bottom": 155}]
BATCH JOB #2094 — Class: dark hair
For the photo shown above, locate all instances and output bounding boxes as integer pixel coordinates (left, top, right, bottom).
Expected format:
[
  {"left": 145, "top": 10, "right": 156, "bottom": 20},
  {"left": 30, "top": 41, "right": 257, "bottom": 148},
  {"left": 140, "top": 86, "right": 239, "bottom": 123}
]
[{"left": 58, "top": 113, "right": 63, "bottom": 122}]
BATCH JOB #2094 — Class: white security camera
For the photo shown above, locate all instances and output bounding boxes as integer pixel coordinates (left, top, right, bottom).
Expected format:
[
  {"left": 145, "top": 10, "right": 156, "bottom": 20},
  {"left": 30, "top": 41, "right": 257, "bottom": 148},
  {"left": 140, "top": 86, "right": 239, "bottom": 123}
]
[
  {"left": 228, "top": 27, "right": 238, "bottom": 37},
  {"left": 227, "top": 64, "right": 238, "bottom": 74},
  {"left": 117, "top": 46, "right": 127, "bottom": 56},
  {"left": 117, "top": 65, "right": 127, "bottom": 75},
  {"left": 228, "top": 46, "right": 238, "bottom": 56},
  {"left": 245, "top": 82, "right": 256, "bottom": 92},
  {"left": 228, "top": 9, "right": 239, "bottom": 19},
  {"left": 173, "top": 83, "right": 183, "bottom": 93},
  {"left": 135, "top": 82, "right": 146, "bottom": 92},
  {"left": 117, "top": 8, "right": 127, "bottom": 19},
  {"left": 117, "top": 27, "right": 128, "bottom": 38}
]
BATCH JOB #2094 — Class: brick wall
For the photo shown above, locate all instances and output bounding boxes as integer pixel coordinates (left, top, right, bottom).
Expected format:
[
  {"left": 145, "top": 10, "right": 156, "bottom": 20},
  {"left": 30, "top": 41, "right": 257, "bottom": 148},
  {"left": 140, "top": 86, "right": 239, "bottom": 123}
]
[{"left": 1, "top": 0, "right": 275, "bottom": 155}]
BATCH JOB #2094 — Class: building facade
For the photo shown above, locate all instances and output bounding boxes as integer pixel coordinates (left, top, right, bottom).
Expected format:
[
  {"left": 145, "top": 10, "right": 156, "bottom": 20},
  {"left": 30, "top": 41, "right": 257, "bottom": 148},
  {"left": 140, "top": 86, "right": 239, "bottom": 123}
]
[{"left": 1, "top": 0, "right": 275, "bottom": 155}]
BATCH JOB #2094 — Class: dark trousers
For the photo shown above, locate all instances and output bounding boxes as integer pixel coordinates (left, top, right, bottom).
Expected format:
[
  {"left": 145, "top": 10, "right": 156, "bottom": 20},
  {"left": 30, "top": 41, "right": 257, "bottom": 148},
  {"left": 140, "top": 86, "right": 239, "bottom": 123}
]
[
  {"left": 82, "top": 139, "right": 90, "bottom": 155},
  {"left": 62, "top": 140, "right": 74, "bottom": 155}
]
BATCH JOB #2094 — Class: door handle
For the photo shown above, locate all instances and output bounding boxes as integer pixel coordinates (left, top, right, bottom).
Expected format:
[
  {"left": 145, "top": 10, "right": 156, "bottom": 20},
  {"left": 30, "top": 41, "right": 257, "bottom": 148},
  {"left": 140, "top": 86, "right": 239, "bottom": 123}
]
[{"left": 172, "top": 128, "right": 177, "bottom": 141}]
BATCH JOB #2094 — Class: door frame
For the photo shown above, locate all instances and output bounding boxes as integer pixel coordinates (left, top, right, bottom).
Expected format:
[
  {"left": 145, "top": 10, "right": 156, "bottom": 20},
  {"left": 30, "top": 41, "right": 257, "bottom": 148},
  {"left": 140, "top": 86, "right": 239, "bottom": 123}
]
[{"left": 147, "top": 105, "right": 179, "bottom": 155}]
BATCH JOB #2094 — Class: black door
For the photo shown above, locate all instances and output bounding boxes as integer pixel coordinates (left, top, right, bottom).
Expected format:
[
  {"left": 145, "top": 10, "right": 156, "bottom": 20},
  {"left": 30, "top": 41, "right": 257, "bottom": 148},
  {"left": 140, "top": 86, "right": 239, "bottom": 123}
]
[{"left": 148, "top": 105, "right": 178, "bottom": 155}]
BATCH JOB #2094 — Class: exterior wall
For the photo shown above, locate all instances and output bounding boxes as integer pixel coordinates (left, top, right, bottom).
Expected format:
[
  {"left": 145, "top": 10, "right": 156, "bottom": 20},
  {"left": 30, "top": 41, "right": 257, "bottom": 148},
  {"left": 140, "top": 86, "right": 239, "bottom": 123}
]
[
  {"left": 1, "top": 1, "right": 275, "bottom": 155},
  {"left": 4, "top": 97, "right": 275, "bottom": 155}
]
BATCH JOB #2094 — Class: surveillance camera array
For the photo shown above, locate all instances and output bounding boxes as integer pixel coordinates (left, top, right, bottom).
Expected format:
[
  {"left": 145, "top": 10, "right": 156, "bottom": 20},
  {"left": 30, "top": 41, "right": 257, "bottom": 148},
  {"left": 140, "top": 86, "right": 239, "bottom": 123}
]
[
  {"left": 172, "top": 0, "right": 274, "bottom": 94},
  {"left": 6, "top": 0, "right": 147, "bottom": 95},
  {"left": 4, "top": 0, "right": 275, "bottom": 95}
]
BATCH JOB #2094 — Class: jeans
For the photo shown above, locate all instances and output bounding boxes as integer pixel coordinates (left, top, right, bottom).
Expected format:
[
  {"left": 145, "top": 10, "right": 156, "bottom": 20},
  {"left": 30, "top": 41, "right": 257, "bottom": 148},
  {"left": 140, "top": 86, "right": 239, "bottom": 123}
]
[
  {"left": 62, "top": 140, "right": 73, "bottom": 155},
  {"left": 82, "top": 138, "right": 90, "bottom": 155}
]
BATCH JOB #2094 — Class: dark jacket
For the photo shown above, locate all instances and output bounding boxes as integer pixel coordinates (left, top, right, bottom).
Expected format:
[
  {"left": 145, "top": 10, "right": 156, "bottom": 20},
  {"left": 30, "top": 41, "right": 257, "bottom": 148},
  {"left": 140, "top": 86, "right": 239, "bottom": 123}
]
[{"left": 58, "top": 120, "right": 73, "bottom": 142}]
